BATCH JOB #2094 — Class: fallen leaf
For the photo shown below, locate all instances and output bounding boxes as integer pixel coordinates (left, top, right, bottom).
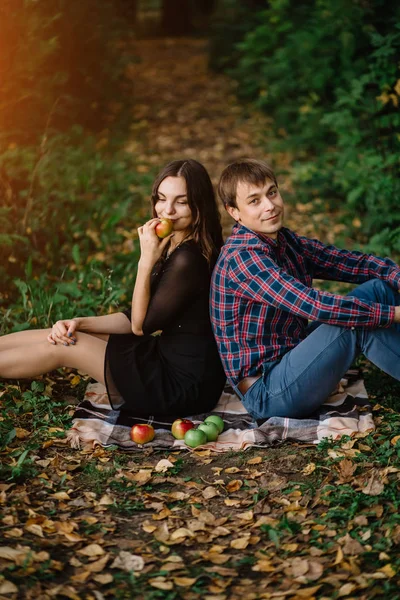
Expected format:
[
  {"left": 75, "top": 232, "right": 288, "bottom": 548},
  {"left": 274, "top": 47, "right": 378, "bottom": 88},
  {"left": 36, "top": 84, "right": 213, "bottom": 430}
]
[
  {"left": 155, "top": 459, "right": 174, "bottom": 472},
  {"left": 98, "top": 494, "right": 114, "bottom": 506},
  {"left": 93, "top": 573, "right": 113, "bottom": 584},
  {"left": 302, "top": 463, "right": 316, "bottom": 475},
  {"left": 202, "top": 486, "right": 220, "bottom": 499},
  {"left": 380, "top": 564, "right": 396, "bottom": 578},
  {"left": 230, "top": 537, "right": 250, "bottom": 549},
  {"left": 86, "top": 554, "right": 110, "bottom": 573},
  {"left": 15, "top": 427, "right": 30, "bottom": 439},
  {"left": 226, "top": 480, "right": 243, "bottom": 493},
  {"left": 111, "top": 551, "right": 144, "bottom": 572},
  {"left": 25, "top": 524, "right": 44, "bottom": 537},
  {"left": 77, "top": 544, "right": 105, "bottom": 557},
  {"left": 247, "top": 456, "right": 262, "bottom": 465},
  {"left": 51, "top": 491, "right": 71, "bottom": 501},
  {"left": 173, "top": 577, "right": 198, "bottom": 586},
  {"left": 0, "top": 580, "right": 18, "bottom": 594}
]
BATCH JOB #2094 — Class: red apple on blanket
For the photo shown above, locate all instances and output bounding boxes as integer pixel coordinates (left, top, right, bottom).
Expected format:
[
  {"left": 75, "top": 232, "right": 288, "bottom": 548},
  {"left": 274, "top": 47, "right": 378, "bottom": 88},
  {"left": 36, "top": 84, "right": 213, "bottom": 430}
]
[
  {"left": 155, "top": 218, "right": 173, "bottom": 239},
  {"left": 198, "top": 421, "right": 219, "bottom": 442},
  {"left": 204, "top": 415, "right": 224, "bottom": 434},
  {"left": 130, "top": 423, "right": 155, "bottom": 444},
  {"left": 184, "top": 428, "right": 207, "bottom": 448},
  {"left": 171, "top": 418, "right": 195, "bottom": 440}
]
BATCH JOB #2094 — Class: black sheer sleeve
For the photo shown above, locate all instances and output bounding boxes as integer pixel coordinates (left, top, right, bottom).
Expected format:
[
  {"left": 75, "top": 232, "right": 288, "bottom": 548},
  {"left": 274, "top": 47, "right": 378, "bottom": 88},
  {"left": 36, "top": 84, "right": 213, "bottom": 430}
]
[{"left": 141, "top": 244, "right": 208, "bottom": 335}]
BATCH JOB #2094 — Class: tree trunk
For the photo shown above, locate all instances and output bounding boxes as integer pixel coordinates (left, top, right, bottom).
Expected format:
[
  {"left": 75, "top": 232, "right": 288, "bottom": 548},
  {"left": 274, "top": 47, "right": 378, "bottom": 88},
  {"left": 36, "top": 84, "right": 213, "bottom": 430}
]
[{"left": 161, "top": 0, "right": 191, "bottom": 35}]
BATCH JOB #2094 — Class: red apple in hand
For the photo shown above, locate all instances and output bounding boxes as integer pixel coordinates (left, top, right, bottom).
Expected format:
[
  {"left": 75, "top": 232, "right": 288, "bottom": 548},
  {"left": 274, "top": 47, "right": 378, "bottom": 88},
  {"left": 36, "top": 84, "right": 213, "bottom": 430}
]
[
  {"left": 155, "top": 218, "right": 173, "bottom": 239},
  {"left": 130, "top": 423, "right": 155, "bottom": 444},
  {"left": 171, "top": 418, "right": 195, "bottom": 440}
]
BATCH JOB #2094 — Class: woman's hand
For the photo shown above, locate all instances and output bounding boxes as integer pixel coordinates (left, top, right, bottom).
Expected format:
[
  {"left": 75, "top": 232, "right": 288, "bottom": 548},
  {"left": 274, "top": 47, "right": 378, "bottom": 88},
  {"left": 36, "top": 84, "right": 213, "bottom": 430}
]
[
  {"left": 137, "top": 219, "right": 173, "bottom": 269},
  {"left": 47, "top": 318, "right": 80, "bottom": 345}
]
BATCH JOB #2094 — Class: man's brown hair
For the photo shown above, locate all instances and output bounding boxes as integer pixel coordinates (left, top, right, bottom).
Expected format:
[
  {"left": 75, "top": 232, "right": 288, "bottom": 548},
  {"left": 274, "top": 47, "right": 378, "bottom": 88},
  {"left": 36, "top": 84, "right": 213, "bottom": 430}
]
[{"left": 218, "top": 158, "right": 278, "bottom": 209}]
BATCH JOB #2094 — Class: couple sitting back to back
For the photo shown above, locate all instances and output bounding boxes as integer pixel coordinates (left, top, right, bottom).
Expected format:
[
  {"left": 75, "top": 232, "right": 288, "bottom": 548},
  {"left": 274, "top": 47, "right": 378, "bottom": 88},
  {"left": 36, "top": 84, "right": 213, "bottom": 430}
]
[{"left": 1, "top": 158, "right": 400, "bottom": 423}]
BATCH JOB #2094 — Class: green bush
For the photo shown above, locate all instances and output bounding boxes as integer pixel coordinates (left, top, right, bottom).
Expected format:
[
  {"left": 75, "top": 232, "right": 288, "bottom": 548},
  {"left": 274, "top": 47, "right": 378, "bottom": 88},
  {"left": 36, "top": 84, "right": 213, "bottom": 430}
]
[
  {"left": 212, "top": 0, "right": 400, "bottom": 257},
  {"left": 0, "top": 127, "right": 155, "bottom": 330},
  {"left": 0, "top": 0, "right": 131, "bottom": 142}
]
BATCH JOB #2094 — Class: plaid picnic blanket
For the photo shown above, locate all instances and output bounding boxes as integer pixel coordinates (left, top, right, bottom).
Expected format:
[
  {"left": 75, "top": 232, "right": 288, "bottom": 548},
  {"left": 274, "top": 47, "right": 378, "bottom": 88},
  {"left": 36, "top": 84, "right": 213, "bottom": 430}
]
[{"left": 67, "top": 369, "right": 374, "bottom": 452}]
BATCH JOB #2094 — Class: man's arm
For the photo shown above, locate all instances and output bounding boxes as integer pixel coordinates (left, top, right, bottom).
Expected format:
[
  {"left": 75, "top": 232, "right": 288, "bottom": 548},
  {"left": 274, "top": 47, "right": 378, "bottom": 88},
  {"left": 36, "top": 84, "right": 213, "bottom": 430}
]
[
  {"left": 297, "top": 233, "right": 400, "bottom": 290},
  {"left": 229, "top": 248, "right": 396, "bottom": 329}
]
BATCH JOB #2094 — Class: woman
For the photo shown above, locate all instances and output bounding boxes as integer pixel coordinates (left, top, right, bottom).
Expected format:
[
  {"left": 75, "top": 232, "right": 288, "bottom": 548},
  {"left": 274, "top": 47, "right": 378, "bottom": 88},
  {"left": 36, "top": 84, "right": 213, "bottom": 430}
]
[{"left": 0, "top": 159, "right": 226, "bottom": 418}]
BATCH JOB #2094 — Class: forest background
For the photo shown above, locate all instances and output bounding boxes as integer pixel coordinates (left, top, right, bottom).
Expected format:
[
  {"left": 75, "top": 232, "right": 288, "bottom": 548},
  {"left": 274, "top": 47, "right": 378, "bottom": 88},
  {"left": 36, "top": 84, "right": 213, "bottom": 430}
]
[{"left": 1, "top": 0, "right": 399, "bottom": 332}]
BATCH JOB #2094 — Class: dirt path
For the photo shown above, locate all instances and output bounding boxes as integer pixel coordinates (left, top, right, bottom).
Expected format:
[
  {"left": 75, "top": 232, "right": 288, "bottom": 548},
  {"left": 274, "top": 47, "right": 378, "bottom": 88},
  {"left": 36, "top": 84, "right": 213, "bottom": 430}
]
[{"left": 124, "top": 37, "right": 274, "bottom": 236}]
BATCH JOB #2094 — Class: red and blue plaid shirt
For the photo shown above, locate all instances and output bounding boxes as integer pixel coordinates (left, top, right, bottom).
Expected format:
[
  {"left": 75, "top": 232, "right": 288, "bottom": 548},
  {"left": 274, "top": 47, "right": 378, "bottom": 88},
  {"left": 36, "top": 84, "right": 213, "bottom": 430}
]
[{"left": 210, "top": 224, "right": 399, "bottom": 386}]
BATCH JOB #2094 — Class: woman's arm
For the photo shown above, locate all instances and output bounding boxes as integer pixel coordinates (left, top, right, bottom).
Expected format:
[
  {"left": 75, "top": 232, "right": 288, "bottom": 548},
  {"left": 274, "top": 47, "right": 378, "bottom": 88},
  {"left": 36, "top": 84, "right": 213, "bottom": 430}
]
[
  {"left": 130, "top": 260, "right": 152, "bottom": 335},
  {"left": 130, "top": 219, "right": 173, "bottom": 335},
  {"left": 77, "top": 313, "right": 132, "bottom": 334},
  {"left": 48, "top": 312, "right": 132, "bottom": 345}
]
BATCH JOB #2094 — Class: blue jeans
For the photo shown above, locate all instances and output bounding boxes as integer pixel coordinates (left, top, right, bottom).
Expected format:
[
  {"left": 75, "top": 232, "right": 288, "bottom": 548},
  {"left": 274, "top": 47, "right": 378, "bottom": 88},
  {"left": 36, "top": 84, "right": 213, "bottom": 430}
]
[{"left": 235, "top": 279, "right": 400, "bottom": 420}]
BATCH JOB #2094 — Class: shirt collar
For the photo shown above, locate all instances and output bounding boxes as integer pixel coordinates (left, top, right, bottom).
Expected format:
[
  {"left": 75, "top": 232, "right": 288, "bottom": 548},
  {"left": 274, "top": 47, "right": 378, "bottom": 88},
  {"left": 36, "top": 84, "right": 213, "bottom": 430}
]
[{"left": 232, "top": 222, "right": 288, "bottom": 254}]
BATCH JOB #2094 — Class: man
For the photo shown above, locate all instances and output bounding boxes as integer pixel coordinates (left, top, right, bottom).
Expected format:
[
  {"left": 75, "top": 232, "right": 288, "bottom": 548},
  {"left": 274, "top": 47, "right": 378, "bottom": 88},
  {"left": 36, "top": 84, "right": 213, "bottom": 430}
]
[{"left": 210, "top": 158, "right": 400, "bottom": 420}]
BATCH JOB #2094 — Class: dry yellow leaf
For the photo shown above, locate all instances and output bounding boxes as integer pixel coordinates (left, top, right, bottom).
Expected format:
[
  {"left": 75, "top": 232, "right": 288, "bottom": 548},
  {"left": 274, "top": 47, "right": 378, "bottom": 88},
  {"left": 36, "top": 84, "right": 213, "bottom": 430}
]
[
  {"left": 98, "top": 494, "right": 114, "bottom": 506},
  {"left": 149, "top": 580, "right": 173, "bottom": 590},
  {"left": 379, "top": 564, "right": 396, "bottom": 578},
  {"left": 0, "top": 581, "right": 18, "bottom": 594},
  {"left": 247, "top": 456, "right": 262, "bottom": 465},
  {"left": 4, "top": 528, "right": 23, "bottom": 538},
  {"left": 206, "top": 552, "right": 232, "bottom": 565},
  {"left": 155, "top": 459, "right": 175, "bottom": 472},
  {"left": 51, "top": 492, "right": 71, "bottom": 501},
  {"left": 338, "top": 583, "right": 356, "bottom": 596},
  {"left": 170, "top": 528, "right": 195, "bottom": 540},
  {"left": 252, "top": 559, "right": 275, "bottom": 572},
  {"left": 93, "top": 573, "right": 113, "bottom": 584},
  {"left": 302, "top": 462, "right": 316, "bottom": 475},
  {"left": 71, "top": 570, "right": 91, "bottom": 583},
  {"left": 226, "top": 480, "right": 243, "bottom": 493},
  {"left": 15, "top": 427, "right": 30, "bottom": 439},
  {"left": 25, "top": 524, "right": 44, "bottom": 538},
  {"left": 224, "top": 499, "right": 241, "bottom": 507},
  {"left": 173, "top": 577, "right": 198, "bottom": 586},
  {"left": 202, "top": 486, "right": 220, "bottom": 499},
  {"left": 77, "top": 543, "right": 105, "bottom": 557},
  {"left": 230, "top": 537, "right": 250, "bottom": 550},
  {"left": 86, "top": 554, "right": 109, "bottom": 573}
]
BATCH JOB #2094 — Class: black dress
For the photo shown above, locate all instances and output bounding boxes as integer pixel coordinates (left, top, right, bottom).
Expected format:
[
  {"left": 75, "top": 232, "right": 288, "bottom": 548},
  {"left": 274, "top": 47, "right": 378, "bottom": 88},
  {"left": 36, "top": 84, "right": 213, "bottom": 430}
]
[{"left": 104, "top": 240, "right": 226, "bottom": 418}]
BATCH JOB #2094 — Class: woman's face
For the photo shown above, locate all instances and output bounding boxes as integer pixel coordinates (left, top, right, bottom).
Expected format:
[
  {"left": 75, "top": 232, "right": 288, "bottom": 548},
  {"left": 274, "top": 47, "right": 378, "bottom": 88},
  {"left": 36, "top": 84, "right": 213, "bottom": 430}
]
[{"left": 154, "top": 176, "right": 193, "bottom": 235}]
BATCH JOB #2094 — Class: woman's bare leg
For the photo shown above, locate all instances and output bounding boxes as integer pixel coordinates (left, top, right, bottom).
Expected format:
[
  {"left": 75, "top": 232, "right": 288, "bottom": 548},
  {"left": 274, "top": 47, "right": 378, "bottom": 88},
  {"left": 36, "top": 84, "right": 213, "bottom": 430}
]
[
  {"left": 0, "top": 329, "right": 53, "bottom": 351},
  {"left": 0, "top": 332, "right": 107, "bottom": 384},
  {"left": 0, "top": 328, "right": 109, "bottom": 351}
]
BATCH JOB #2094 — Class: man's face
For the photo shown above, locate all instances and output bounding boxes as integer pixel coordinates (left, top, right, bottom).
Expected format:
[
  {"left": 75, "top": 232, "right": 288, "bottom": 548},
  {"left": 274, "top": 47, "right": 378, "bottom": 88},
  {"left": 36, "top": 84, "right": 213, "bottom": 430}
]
[{"left": 226, "top": 178, "right": 284, "bottom": 239}]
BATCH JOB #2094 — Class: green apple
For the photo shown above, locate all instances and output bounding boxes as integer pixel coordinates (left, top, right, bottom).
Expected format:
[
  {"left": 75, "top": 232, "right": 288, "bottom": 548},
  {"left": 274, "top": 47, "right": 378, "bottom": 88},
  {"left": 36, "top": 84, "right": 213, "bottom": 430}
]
[
  {"left": 198, "top": 421, "right": 219, "bottom": 442},
  {"left": 204, "top": 415, "right": 224, "bottom": 434},
  {"left": 184, "top": 428, "right": 207, "bottom": 448}
]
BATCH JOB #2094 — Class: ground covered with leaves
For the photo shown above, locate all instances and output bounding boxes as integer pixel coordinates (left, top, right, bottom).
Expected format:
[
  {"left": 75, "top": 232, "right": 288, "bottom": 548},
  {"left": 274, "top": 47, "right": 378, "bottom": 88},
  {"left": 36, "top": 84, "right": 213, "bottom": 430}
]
[
  {"left": 2, "top": 36, "right": 400, "bottom": 600},
  {"left": 2, "top": 367, "right": 400, "bottom": 599}
]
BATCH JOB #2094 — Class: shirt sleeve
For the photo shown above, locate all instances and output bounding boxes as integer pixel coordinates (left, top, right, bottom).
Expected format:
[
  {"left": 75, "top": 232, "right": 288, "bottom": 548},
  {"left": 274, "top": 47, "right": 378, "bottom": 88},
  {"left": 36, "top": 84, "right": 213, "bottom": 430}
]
[
  {"left": 229, "top": 248, "right": 395, "bottom": 329},
  {"left": 296, "top": 233, "right": 400, "bottom": 290},
  {"left": 141, "top": 246, "right": 208, "bottom": 335}
]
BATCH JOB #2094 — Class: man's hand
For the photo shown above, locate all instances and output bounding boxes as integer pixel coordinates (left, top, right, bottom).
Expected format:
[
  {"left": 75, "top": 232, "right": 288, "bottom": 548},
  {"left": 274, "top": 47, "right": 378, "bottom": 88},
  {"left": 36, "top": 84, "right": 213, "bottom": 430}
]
[
  {"left": 394, "top": 306, "right": 400, "bottom": 324},
  {"left": 47, "top": 319, "right": 80, "bottom": 345}
]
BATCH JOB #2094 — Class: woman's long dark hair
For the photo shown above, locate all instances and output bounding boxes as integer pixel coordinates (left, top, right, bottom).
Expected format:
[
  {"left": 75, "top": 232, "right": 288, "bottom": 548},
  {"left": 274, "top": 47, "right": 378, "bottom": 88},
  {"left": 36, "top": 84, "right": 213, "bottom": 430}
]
[{"left": 151, "top": 159, "right": 223, "bottom": 267}]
